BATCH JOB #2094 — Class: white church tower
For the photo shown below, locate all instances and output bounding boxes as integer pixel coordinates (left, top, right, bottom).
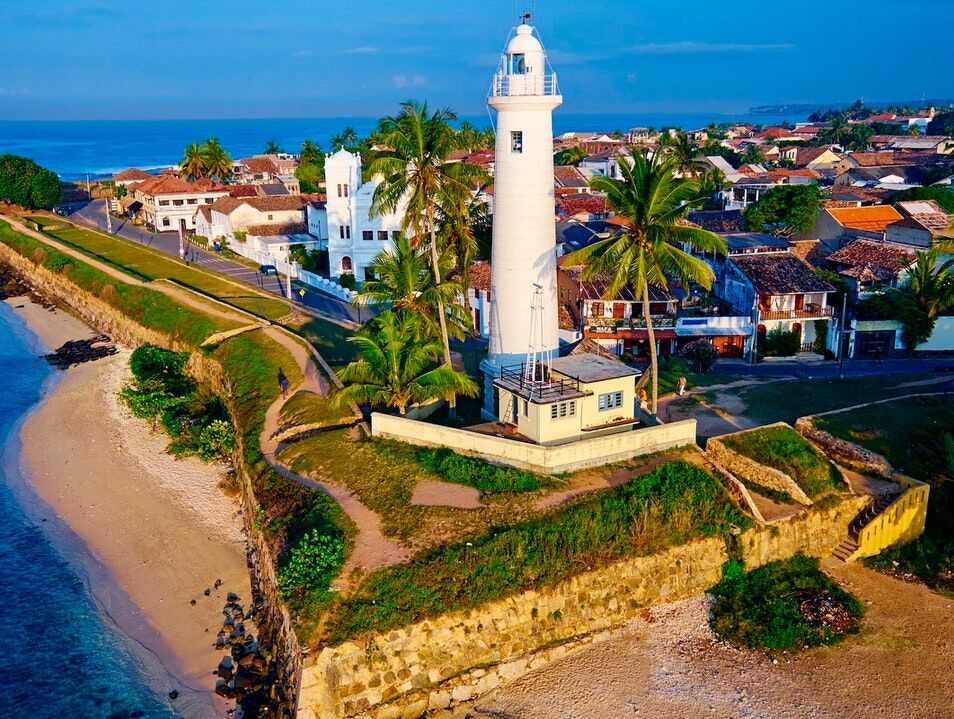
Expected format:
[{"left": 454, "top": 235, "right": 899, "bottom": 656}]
[{"left": 480, "top": 19, "right": 563, "bottom": 419}]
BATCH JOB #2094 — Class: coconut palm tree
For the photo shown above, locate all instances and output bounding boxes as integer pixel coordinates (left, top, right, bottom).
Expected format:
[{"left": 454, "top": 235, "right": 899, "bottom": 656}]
[
  {"left": 662, "top": 131, "right": 707, "bottom": 177},
  {"left": 436, "top": 187, "right": 490, "bottom": 326},
  {"left": 334, "top": 311, "right": 478, "bottom": 415},
  {"left": 564, "top": 151, "right": 727, "bottom": 418},
  {"left": 368, "top": 101, "right": 486, "bottom": 363},
  {"left": 900, "top": 248, "right": 954, "bottom": 319},
  {"left": 201, "top": 138, "right": 233, "bottom": 182},
  {"left": 263, "top": 139, "right": 284, "bottom": 154},
  {"left": 180, "top": 143, "right": 205, "bottom": 180},
  {"left": 353, "top": 234, "right": 468, "bottom": 340},
  {"left": 299, "top": 138, "right": 323, "bottom": 165}
]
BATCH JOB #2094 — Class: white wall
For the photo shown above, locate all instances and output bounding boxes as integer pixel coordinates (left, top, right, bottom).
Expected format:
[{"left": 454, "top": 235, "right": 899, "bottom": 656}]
[
  {"left": 324, "top": 149, "right": 406, "bottom": 281},
  {"left": 919, "top": 315, "right": 954, "bottom": 351}
]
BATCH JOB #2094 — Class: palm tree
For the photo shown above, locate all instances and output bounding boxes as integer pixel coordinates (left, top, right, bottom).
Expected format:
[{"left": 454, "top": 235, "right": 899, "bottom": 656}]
[
  {"left": 899, "top": 248, "right": 954, "bottom": 319},
  {"left": 823, "top": 115, "right": 849, "bottom": 146},
  {"left": 663, "top": 131, "right": 706, "bottom": 177},
  {"left": 180, "top": 143, "right": 205, "bottom": 180},
  {"left": 334, "top": 311, "right": 478, "bottom": 415},
  {"left": 201, "top": 138, "right": 233, "bottom": 182},
  {"left": 263, "top": 139, "right": 284, "bottom": 154},
  {"left": 564, "top": 151, "right": 727, "bottom": 418},
  {"left": 369, "top": 102, "right": 486, "bottom": 364},
  {"left": 436, "top": 186, "right": 490, "bottom": 326},
  {"left": 555, "top": 145, "right": 587, "bottom": 166},
  {"left": 299, "top": 138, "right": 322, "bottom": 165},
  {"left": 353, "top": 234, "right": 468, "bottom": 341}
]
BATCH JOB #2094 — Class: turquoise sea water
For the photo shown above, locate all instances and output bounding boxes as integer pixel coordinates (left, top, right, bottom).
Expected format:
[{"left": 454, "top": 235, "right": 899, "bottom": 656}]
[
  {"left": 0, "top": 303, "right": 180, "bottom": 718},
  {"left": 0, "top": 113, "right": 805, "bottom": 181}
]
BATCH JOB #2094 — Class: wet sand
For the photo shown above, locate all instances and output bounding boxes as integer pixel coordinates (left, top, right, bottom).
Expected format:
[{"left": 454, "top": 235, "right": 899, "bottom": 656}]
[{"left": 11, "top": 296, "right": 250, "bottom": 718}]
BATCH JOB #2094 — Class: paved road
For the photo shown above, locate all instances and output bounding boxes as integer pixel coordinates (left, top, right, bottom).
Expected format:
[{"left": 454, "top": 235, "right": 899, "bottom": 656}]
[
  {"left": 66, "top": 200, "right": 361, "bottom": 324},
  {"left": 712, "top": 356, "right": 954, "bottom": 379}
]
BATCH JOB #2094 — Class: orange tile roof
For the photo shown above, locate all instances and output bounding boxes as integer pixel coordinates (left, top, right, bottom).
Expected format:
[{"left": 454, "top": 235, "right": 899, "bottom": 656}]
[
  {"left": 113, "top": 167, "right": 153, "bottom": 182},
  {"left": 132, "top": 175, "right": 228, "bottom": 196},
  {"left": 827, "top": 205, "right": 903, "bottom": 231}
]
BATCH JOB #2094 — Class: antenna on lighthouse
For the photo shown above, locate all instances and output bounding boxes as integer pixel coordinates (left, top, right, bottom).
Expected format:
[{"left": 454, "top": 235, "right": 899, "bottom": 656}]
[{"left": 525, "top": 283, "right": 552, "bottom": 396}]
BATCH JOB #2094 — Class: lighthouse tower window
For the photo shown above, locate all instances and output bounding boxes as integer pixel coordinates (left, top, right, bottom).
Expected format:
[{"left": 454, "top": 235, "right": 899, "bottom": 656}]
[
  {"left": 510, "top": 131, "right": 523, "bottom": 154},
  {"left": 510, "top": 53, "right": 526, "bottom": 74}
]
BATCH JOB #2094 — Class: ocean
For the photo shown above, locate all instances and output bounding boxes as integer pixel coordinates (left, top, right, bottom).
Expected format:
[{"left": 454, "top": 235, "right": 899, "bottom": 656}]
[
  {"left": 0, "top": 303, "right": 179, "bottom": 719},
  {"left": 0, "top": 112, "right": 806, "bottom": 182}
]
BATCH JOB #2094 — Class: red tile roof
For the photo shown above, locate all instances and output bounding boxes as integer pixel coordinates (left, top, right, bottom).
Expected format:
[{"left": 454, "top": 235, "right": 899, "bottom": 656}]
[
  {"left": 239, "top": 156, "right": 279, "bottom": 175},
  {"left": 113, "top": 168, "right": 153, "bottom": 182},
  {"left": 210, "top": 195, "right": 307, "bottom": 214},
  {"left": 557, "top": 194, "right": 609, "bottom": 217},
  {"left": 827, "top": 205, "right": 903, "bottom": 231},
  {"left": 828, "top": 239, "right": 914, "bottom": 271},
  {"left": 245, "top": 222, "right": 307, "bottom": 236},
  {"left": 896, "top": 200, "right": 949, "bottom": 230},
  {"left": 468, "top": 260, "right": 491, "bottom": 291},
  {"left": 132, "top": 175, "right": 228, "bottom": 196},
  {"left": 731, "top": 254, "right": 835, "bottom": 295},
  {"left": 229, "top": 185, "right": 260, "bottom": 198}
]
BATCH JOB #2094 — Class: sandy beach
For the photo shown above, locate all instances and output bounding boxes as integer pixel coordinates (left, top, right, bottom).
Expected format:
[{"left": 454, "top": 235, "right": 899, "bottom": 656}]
[{"left": 10, "top": 296, "right": 250, "bottom": 718}]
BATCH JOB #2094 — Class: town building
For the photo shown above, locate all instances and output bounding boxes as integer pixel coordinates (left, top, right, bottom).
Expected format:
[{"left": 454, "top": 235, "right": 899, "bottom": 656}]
[
  {"left": 193, "top": 195, "right": 307, "bottom": 241},
  {"left": 724, "top": 251, "right": 834, "bottom": 353},
  {"left": 827, "top": 239, "right": 915, "bottom": 301},
  {"left": 125, "top": 176, "right": 229, "bottom": 232},
  {"left": 323, "top": 149, "right": 405, "bottom": 281},
  {"left": 810, "top": 204, "right": 905, "bottom": 247},
  {"left": 111, "top": 168, "right": 154, "bottom": 186}
]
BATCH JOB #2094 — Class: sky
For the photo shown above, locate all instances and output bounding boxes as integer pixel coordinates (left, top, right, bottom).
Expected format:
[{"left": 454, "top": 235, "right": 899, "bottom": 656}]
[{"left": 1, "top": 0, "right": 952, "bottom": 121}]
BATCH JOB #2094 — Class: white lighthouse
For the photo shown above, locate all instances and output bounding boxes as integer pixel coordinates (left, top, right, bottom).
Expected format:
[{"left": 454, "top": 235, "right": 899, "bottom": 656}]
[{"left": 480, "top": 20, "right": 563, "bottom": 419}]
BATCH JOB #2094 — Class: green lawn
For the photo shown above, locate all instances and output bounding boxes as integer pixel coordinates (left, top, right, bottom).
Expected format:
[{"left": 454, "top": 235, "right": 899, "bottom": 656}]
[
  {"left": 27, "top": 217, "right": 291, "bottom": 321},
  {"left": 722, "top": 425, "right": 843, "bottom": 498},
  {"left": 293, "top": 316, "right": 357, "bottom": 367},
  {"left": 0, "top": 219, "right": 232, "bottom": 345},
  {"left": 813, "top": 395, "right": 954, "bottom": 592},
  {"left": 657, "top": 369, "right": 739, "bottom": 396},
  {"left": 726, "top": 374, "right": 954, "bottom": 427},
  {"left": 279, "top": 389, "right": 352, "bottom": 428}
]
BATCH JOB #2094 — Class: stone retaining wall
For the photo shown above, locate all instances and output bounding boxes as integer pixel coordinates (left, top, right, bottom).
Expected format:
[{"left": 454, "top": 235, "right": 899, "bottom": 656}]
[
  {"left": 707, "top": 424, "right": 813, "bottom": 505},
  {"left": 794, "top": 417, "right": 892, "bottom": 477},
  {"left": 297, "top": 495, "right": 867, "bottom": 719},
  {"left": 371, "top": 413, "right": 697, "bottom": 475}
]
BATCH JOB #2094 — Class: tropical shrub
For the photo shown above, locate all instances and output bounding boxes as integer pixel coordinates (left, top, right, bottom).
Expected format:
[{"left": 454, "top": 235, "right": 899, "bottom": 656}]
[
  {"left": 679, "top": 339, "right": 719, "bottom": 372},
  {"left": 279, "top": 529, "right": 345, "bottom": 597},
  {"left": 338, "top": 272, "right": 356, "bottom": 290},
  {"left": 763, "top": 327, "right": 800, "bottom": 357},
  {"left": 415, "top": 446, "right": 541, "bottom": 493},
  {"left": 710, "top": 555, "right": 863, "bottom": 650}
]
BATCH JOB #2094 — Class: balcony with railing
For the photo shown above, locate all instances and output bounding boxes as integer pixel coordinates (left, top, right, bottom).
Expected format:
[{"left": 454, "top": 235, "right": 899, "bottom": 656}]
[
  {"left": 496, "top": 362, "right": 585, "bottom": 402},
  {"left": 759, "top": 303, "right": 833, "bottom": 321},
  {"left": 490, "top": 72, "right": 559, "bottom": 97}
]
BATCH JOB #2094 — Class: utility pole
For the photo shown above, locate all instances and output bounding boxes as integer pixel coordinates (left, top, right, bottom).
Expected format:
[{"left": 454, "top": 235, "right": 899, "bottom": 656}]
[
  {"left": 286, "top": 260, "right": 293, "bottom": 299},
  {"left": 837, "top": 291, "right": 848, "bottom": 379},
  {"left": 86, "top": 174, "right": 91, "bottom": 200},
  {"left": 105, "top": 194, "right": 112, "bottom": 234},
  {"left": 750, "top": 299, "right": 759, "bottom": 365}
]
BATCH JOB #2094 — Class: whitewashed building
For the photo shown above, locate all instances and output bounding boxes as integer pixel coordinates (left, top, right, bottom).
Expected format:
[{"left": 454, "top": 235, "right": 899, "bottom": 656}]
[{"left": 324, "top": 149, "right": 405, "bottom": 281}]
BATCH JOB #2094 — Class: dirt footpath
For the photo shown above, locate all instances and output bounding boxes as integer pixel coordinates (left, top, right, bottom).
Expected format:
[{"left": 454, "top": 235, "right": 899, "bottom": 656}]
[{"left": 453, "top": 561, "right": 954, "bottom": 719}]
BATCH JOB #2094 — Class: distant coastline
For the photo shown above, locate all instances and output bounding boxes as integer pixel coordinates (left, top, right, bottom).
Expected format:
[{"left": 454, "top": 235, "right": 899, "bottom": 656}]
[{"left": 0, "top": 112, "right": 808, "bottom": 181}]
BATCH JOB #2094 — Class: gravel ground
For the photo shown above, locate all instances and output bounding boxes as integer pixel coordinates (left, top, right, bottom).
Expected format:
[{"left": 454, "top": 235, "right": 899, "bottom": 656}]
[{"left": 452, "top": 560, "right": 954, "bottom": 719}]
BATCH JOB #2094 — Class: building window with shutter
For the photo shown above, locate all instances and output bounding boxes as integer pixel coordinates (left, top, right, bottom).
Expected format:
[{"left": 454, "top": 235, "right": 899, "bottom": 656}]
[
  {"left": 598, "top": 391, "right": 623, "bottom": 411},
  {"left": 362, "top": 230, "right": 373, "bottom": 241},
  {"left": 511, "top": 131, "right": 523, "bottom": 154},
  {"left": 550, "top": 401, "right": 576, "bottom": 420},
  {"left": 378, "top": 230, "right": 388, "bottom": 241}
]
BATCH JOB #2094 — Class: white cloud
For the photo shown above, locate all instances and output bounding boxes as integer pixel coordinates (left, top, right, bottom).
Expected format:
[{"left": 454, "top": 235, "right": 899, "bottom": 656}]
[
  {"left": 392, "top": 74, "right": 426, "bottom": 89},
  {"left": 291, "top": 50, "right": 314, "bottom": 57},
  {"left": 345, "top": 46, "right": 382, "bottom": 55}
]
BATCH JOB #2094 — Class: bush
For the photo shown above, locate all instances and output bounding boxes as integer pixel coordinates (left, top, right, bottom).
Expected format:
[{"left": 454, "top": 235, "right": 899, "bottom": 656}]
[
  {"left": 279, "top": 529, "right": 345, "bottom": 597},
  {"left": 679, "top": 339, "right": 718, "bottom": 372},
  {"left": 325, "top": 460, "right": 751, "bottom": 642},
  {"left": 813, "top": 320, "right": 828, "bottom": 355},
  {"left": 763, "top": 327, "right": 800, "bottom": 357},
  {"left": 197, "top": 419, "right": 236, "bottom": 462},
  {"left": 338, "top": 272, "right": 356, "bottom": 290},
  {"left": 710, "top": 554, "right": 863, "bottom": 650},
  {"left": 415, "top": 446, "right": 541, "bottom": 493}
]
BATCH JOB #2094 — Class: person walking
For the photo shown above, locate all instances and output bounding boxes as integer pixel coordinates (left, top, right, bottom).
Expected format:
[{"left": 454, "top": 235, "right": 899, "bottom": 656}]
[{"left": 677, "top": 376, "right": 687, "bottom": 396}]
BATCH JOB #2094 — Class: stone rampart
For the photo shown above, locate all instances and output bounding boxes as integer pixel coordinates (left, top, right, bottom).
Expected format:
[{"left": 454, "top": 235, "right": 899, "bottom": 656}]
[
  {"left": 794, "top": 416, "right": 893, "bottom": 477},
  {"left": 297, "top": 495, "right": 867, "bottom": 719},
  {"left": 707, "top": 424, "right": 813, "bottom": 506}
]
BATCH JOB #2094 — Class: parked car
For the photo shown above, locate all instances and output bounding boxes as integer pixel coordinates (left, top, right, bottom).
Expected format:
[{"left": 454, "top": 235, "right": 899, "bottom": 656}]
[{"left": 259, "top": 264, "right": 278, "bottom": 276}]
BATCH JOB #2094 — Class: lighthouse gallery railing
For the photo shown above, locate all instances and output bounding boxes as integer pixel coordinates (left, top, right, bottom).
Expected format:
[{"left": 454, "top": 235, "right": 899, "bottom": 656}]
[{"left": 490, "top": 72, "right": 559, "bottom": 97}]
